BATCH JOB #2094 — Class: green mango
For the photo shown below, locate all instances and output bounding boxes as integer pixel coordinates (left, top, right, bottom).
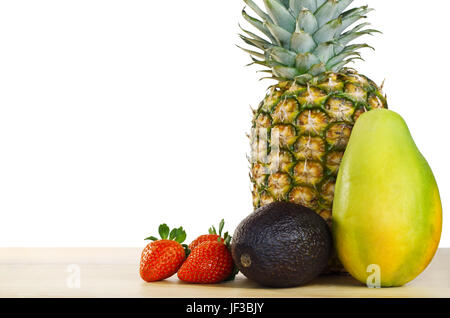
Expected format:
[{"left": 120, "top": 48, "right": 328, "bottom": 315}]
[{"left": 333, "top": 109, "right": 442, "bottom": 287}]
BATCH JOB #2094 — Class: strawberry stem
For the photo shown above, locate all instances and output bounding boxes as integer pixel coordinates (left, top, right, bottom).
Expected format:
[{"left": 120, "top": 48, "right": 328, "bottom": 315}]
[
  {"left": 218, "top": 219, "right": 224, "bottom": 237},
  {"left": 174, "top": 227, "right": 187, "bottom": 244},
  {"left": 158, "top": 224, "right": 170, "bottom": 240},
  {"left": 208, "top": 219, "right": 226, "bottom": 237},
  {"left": 182, "top": 244, "right": 191, "bottom": 258}
]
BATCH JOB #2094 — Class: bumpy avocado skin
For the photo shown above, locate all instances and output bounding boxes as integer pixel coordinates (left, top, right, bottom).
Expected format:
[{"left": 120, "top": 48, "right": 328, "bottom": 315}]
[
  {"left": 231, "top": 202, "right": 332, "bottom": 288},
  {"left": 333, "top": 109, "right": 442, "bottom": 287}
]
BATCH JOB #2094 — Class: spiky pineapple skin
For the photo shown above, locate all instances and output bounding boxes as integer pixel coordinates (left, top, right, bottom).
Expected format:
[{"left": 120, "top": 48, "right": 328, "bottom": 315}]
[{"left": 250, "top": 70, "right": 387, "bottom": 273}]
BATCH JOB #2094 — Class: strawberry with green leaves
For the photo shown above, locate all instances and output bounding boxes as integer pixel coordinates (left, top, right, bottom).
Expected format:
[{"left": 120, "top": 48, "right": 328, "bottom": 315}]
[
  {"left": 178, "top": 220, "right": 237, "bottom": 284},
  {"left": 189, "top": 219, "right": 227, "bottom": 251},
  {"left": 140, "top": 224, "right": 187, "bottom": 282}
]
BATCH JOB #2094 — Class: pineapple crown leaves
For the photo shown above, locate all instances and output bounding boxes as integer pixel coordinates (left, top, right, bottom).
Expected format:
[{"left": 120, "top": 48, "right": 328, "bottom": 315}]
[
  {"left": 239, "top": 0, "right": 380, "bottom": 83},
  {"left": 208, "top": 219, "right": 232, "bottom": 247},
  {"left": 145, "top": 224, "right": 187, "bottom": 244}
]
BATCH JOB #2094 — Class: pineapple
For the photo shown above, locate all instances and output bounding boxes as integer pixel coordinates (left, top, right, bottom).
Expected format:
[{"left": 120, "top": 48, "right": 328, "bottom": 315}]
[{"left": 241, "top": 0, "right": 387, "bottom": 272}]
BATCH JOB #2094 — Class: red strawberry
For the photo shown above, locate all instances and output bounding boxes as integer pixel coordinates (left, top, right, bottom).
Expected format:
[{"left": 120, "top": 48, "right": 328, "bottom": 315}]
[
  {"left": 189, "top": 219, "right": 226, "bottom": 251},
  {"left": 140, "top": 224, "right": 188, "bottom": 282},
  {"left": 177, "top": 240, "right": 234, "bottom": 284},
  {"left": 178, "top": 220, "right": 238, "bottom": 284}
]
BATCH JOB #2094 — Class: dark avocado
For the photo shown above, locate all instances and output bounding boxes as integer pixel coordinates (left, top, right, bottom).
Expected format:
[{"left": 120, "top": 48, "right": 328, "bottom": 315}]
[{"left": 231, "top": 202, "right": 332, "bottom": 288}]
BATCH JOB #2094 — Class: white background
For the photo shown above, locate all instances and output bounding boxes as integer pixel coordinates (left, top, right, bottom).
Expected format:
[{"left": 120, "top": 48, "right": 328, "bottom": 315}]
[{"left": 0, "top": 0, "right": 448, "bottom": 247}]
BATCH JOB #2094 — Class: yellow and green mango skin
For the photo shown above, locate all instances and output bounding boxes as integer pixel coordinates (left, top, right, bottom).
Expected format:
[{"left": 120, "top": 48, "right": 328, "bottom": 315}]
[{"left": 333, "top": 109, "right": 442, "bottom": 287}]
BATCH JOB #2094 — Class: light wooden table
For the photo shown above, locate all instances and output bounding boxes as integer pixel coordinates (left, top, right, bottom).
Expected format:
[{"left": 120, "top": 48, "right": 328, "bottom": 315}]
[{"left": 0, "top": 248, "right": 448, "bottom": 298}]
